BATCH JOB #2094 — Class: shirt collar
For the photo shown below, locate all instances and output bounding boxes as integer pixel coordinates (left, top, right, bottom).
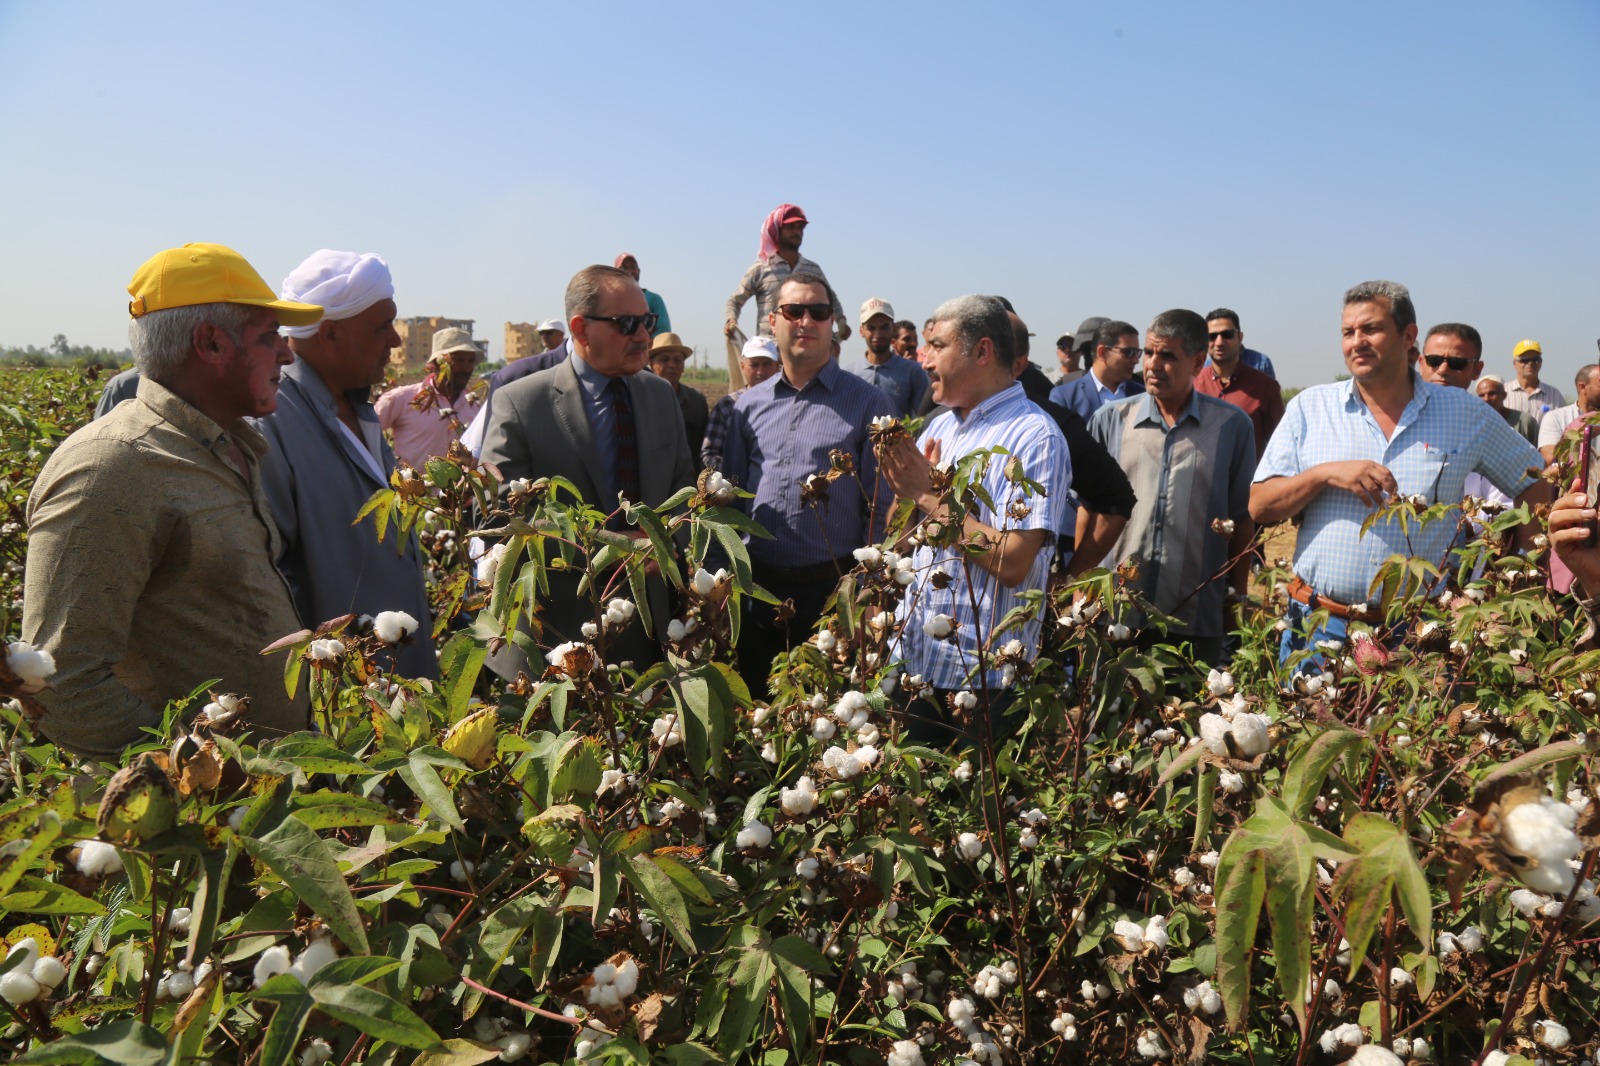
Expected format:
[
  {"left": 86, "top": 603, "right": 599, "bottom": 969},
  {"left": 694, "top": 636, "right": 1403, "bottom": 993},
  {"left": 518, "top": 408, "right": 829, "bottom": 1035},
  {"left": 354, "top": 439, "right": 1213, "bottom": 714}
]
[
  {"left": 569, "top": 350, "right": 620, "bottom": 400},
  {"left": 1133, "top": 388, "right": 1202, "bottom": 428},
  {"left": 136, "top": 375, "right": 267, "bottom": 459},
  {"left": 778, "top": 357, "right": 841, "bottom": 394},
  {"left": 1340, "top": 369, "right": 1432, "bottom": 421},
  {"left": 284, "top": 356, "right": 377, "bottom": 421},
  {"left": 953, "top": 381, "right": 1026, "bottom": 426}
]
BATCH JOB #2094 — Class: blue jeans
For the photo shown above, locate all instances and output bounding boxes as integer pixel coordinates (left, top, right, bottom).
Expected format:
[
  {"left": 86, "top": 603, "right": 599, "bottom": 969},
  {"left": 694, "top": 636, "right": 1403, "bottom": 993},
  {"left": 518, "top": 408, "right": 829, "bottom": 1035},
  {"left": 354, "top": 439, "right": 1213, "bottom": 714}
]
[{"left": 1277, "top": 598, "right": 1349, "bottom": 672}]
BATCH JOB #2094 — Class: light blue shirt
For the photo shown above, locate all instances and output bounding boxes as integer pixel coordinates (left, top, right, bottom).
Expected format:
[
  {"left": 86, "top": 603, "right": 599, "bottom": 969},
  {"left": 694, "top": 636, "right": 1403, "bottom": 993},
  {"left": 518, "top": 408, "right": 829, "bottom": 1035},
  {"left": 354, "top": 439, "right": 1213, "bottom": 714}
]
[
  {"left": 1254, "top": 373, "right": 1541, "bottom": 606},
  {"left": 850, "top": 356, "right": 931, "bottom": 418},
  {"left": 894, "top": 383, "right": 1071, "bottom": 690}
]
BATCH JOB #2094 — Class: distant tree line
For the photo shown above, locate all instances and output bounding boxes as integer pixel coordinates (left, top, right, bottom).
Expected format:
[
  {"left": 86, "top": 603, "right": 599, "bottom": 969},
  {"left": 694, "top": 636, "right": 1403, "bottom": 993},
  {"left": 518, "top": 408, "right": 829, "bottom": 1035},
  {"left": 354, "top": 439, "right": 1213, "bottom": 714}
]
[{"left": 0, "top": 335, "right": 130, "bottom": 369}]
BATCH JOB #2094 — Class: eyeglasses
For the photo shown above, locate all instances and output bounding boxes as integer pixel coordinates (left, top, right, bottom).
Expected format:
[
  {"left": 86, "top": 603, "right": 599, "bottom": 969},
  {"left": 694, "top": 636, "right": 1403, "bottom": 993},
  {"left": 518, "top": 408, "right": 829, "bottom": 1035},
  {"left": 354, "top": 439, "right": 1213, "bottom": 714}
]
[
  {"left": 1424, "top": 354, "right": 1473, "bottom": 372},
  {"left": 777, "top": 303, "right": 835, "bottom": 323},
  {"left": 1109, "top": 346, "right": 1144, "bottom": 358},
  {"left": 1208, "top": 329, "right": 1237, "bottom": 341},
  {"left": 583, "top": 312, "right": 659, "bottom": 336},
  {"left": 1514, "top": 355, "right": 1542, "bottom": 365}
]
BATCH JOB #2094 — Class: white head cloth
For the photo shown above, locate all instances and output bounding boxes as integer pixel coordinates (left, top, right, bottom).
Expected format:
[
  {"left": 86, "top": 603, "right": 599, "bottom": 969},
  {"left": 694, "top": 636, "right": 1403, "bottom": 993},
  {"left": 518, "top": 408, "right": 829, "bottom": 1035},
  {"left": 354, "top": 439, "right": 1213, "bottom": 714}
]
[{"left": 279, "top": 250, "right": 394, "bottom": 338}]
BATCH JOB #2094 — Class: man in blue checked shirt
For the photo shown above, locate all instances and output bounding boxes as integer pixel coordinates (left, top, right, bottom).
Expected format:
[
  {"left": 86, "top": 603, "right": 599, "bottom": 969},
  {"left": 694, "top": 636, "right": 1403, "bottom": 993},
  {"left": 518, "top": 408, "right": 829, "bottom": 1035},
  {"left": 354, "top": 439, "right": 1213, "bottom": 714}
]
[
  {"left": 879, "top": 294, "right": 1070, "bottom": 745},
  {"left": 1249, "top": 280, "right": 1548, "bottom": 662}
]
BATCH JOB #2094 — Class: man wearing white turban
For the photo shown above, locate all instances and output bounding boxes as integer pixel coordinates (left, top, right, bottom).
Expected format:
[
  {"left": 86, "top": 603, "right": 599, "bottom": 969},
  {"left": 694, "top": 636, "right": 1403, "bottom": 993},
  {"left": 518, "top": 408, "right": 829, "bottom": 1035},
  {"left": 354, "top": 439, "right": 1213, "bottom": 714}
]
[{"left": 255, "top": 250, "right": 437, "bottom": 679}]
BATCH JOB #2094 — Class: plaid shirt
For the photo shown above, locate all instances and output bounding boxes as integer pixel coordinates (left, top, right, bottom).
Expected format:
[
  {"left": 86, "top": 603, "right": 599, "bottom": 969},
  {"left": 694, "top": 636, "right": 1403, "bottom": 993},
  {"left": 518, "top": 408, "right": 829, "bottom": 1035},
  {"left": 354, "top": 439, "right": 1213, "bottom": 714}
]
[{"left": 1254, "top": 374, "right": 1541, "bottom": 605}]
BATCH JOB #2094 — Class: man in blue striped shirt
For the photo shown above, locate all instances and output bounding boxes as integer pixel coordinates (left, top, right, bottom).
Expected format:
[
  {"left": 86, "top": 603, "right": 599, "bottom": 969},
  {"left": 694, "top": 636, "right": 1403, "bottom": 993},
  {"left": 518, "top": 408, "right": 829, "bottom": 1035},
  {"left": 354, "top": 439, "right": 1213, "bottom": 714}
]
[
  {"left": 721, "top": 273, "right": 894, "bottom": 698},
  {"left": 880, "top": 294, "right": 1070, "bottom": 744},
  {"left": 1250, "top": 280, "right": 1547, "bottom": 661}
]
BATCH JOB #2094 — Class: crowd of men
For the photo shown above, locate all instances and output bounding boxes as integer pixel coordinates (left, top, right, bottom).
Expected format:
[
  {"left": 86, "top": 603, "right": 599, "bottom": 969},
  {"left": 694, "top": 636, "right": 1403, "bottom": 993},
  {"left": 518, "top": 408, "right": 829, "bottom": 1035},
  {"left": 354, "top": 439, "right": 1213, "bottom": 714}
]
[{"left": 18, "top": 203, "right": 1599, "bottom": 758}]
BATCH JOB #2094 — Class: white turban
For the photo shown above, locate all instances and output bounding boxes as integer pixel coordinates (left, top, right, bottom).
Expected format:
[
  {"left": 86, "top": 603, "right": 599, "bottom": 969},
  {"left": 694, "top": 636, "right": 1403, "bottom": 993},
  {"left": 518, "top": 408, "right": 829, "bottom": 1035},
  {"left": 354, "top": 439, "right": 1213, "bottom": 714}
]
[{"left": 279, "top": 250, "right": 394, "bottom": 339}]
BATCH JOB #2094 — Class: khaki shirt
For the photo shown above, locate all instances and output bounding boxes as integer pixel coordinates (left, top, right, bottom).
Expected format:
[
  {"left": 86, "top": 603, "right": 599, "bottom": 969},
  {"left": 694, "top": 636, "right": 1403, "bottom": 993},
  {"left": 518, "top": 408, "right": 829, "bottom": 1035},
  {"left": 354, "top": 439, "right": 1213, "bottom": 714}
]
[{"left": 23, "top": 378, "right": 310, "bottom": 759}]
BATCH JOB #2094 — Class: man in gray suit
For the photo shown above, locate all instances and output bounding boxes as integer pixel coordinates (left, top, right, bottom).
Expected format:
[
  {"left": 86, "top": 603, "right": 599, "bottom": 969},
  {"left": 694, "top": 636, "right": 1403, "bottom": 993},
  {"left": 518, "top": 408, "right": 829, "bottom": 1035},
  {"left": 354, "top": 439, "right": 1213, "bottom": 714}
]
[
  {"left": 481, "top": 264, "right": 695, "bottom": 678},
  {"left": 256, "top": 250, "right": 437, "bottom": 679}
]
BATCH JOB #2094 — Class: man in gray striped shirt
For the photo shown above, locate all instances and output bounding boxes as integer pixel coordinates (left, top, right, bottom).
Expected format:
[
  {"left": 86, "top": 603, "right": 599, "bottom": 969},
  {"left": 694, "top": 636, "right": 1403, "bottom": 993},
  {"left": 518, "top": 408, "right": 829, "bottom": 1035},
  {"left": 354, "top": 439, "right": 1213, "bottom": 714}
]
[
  {"left": 1087, "top": 309, "right": 1256, "bottom": 666},
  {"left": 723, "top": 203, "right": 848, "bottom": 341}
]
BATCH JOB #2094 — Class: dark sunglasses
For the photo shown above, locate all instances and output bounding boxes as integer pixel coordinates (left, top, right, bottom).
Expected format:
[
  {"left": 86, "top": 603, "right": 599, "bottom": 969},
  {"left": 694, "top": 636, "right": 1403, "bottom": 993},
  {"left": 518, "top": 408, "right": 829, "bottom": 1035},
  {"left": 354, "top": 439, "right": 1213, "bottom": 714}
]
[
  {"left": 1424, "top": 354, "right": 1472, "bottom": 372},
  {"left": 1208, "top": 329, "right": 1237, "bottom": 341},
  {"left": 1109, "top": 346, "right": 1144, "bottom": 358},
  {"left": 1514, "top": 355, "right": 1542, "bottom": 365},
  {"left": 777, "top": 303, "right": 835, "bottom": 323},
  {"left": 583, "top": 312, "right": 659, "bottom": 336}
]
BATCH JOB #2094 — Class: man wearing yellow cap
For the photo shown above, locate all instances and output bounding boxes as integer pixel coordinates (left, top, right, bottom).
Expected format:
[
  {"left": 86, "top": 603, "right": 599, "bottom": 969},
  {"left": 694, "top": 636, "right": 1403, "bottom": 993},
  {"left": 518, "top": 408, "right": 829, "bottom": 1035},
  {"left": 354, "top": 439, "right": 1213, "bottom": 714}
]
[
  {"left": 21, "top": 244, "right": 320, "bottom": 759},
  {"left": 1505, "top": 339, "right": 1564, "bottom": 418}
]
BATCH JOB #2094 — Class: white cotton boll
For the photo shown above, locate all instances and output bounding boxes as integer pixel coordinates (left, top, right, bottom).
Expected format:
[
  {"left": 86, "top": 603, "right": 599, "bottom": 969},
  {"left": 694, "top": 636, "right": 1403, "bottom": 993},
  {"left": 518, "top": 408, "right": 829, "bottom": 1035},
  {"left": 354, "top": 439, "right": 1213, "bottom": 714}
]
[
  {"left": 651, "top": 714, "right": 683, "bottom": 748},
  {"left": 1135, "top": 1029, "right": 1169, "bottom": 1060},
  {"left": 811, "top": 717, "right": 837, "bottom": 741},
  {"left": 1113, "top": 920, "right": 1147, "bottom": 952},
  {"left": 886, "top": 1039, "right": 925, "bottom": 1066},
  {"left": 736, "top": 820, "right": 772, "bottom": 849},
  {"left": 1198, "top": 850, "right": 1219, "bottom": 868},
  {"left": 846, "top": 708, "right": 870, "bottom": 731},
  {"left": 947, "top": 995, "right": 976, "bottom": 1028},
  {"left": 923, "top": 614, "right": 954, "bottom": 639},
  {"left": 1019, "top": 830, "right": 1039, "bottom": 850},
  {"left": 879, "top": 673, "right": 899, "bottom": 696},
  {"left": 0, "top": 971, "right": 41, "bottom": 1004},
  {"left": 1207, "top": 669, "right": 1235, "bottom": 697},
  {"left": 1510, "top": 888, "right": 1551, "bottom": 917},
  {"left": 1349, "top": 1047, "right": 1404, "bottom": 1066},
  {"left": 581, "top": 622, "right": 599, "bottom": 639},
  {"left": 815, "top": 630, "right": 837, "bottom": 654},
  {"left": 5, "top": 938, "right": 39, "bottom": 976},
  {"left": 371, "top": 610, "right": 418, "bottom": 644},
  {"left": 168, "top": 906, "right": 193, "bottom": 935},
  {"left": 834, "top": 691, "right": 870, "bottom": 720},
  {"left": 492, "top": 1033, "right": 533, "bottom": 1065},
  {"left": 307, "top": 638, "right": 344, "bottom": 662},
  {"left": 795, "top": 857, "right": 820, "bottom": 881},
  {"left": 957, "top": 833, "right": 984, "bottom": 860},
  {"left": 611, "top": 959, "right": 639, "bottom": 998},
  {"left": 1534, "top": 1020, "right": 1570, "bottom": 1049},
  {"left": 954, "top": 690, "right": 978, "bottom": 711},
  {"left": 1389, "top": 966, "right": 1413, "bottom": 989},
  {"left": 6, "top": 642, "right": 56, "bottom": 684},
  {"left": 450, "top": 860, "right": 476, "bottom": 882},
  {"left": 1198, "top": 713, "right": 1231, "bottom": 756},
  {"left": 1228, "top": 713, "right": 1272, "bottom": 757},
  {"left": 781, "top": 777, "right": 819, "bottom": 816},
  {"left": 953, "top": 759, "right": 973, "bottom": 783},
  {"left": 290, "top": 939, "right": 338, "bottom": 985},
  {"left": 1218, "top": 770, "right": 1246, "bottom": 794},
  {"left": 1501, "top": 797, "right": 1583, "bottom": 894},
  {"left": 1106, "top": 622, "right": 1131, "bottom": 641},
  {"left": 1173, "top": 866, "right": 1195, "bottom": 887},
  {"left": 165, "top": 969, "right": 196, "bottom": 999},
  {"left": 1436, "top": 931, "right": 1459, "bottom": 957},
  {"left": 1456, "top": 926, "right": 1484, "bottom": 952},
  {"left": 1143, "top": 915, "right": 1169, "bottom": 952},
  {"left": 1482, "top": 1052, "right": 1510, "bottom": 1066},
  {"left": 856, "top": 723, "right": 881, "bottom": 746},
  {"left": 691, "top": 569, "right": 717, "bottom": 596},
  {"left": 30, "top": 957, "right": 66, "bottom": 990},
  {"left": 855, "top": 744, "right": 880, "bottom": 768},
  {"left": 298, "top": 1038, "right": 337, "bottom": 1066},
  {"left": 253, "top": 945, "right": 291, "bottom": 988},
  {"left": 760, "top": 741, "right": 777, "bottom": 763},
  {"left": 853, "top": 546, "right": 883, "bottom": 569}
]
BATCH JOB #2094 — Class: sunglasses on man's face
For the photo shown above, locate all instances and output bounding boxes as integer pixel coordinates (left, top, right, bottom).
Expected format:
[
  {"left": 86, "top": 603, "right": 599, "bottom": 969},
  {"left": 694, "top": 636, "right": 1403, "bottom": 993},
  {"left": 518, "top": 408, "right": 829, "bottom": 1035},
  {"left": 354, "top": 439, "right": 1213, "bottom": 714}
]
[
  {"left": 1424, "top": 354, "right": 1472, "bottom": 372},
  {"left": 583, "top": 312, "right": 659, "bottom": 336},
  {"left": 1515, "top": 356, "right": 1542, "bottom": 365},
  {"left": 1208, "top": 329, "right": 1237, "bottom": 341},
  {"left": 777, "top": 303, "right": 835, "bottom": 323}
]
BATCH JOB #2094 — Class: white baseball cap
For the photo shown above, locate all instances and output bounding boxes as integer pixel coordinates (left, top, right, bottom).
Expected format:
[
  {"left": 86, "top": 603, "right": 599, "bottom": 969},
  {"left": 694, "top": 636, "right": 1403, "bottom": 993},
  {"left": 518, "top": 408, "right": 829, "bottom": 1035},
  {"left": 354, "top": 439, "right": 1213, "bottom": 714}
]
[
  {"left": 740, "top": 336, "right": 779, "bottom": 361},
  {"left": 537, "top": 318, "right": 565, "bottom": 333},
  {"left": 859, "top": 297, "right": 895, "bottom": 327}
]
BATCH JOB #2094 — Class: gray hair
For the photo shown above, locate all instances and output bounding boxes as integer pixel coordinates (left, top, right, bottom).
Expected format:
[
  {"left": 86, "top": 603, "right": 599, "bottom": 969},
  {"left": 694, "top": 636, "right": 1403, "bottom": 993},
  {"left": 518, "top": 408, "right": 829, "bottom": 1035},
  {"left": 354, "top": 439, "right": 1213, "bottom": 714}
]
[
  {"left": 931, "top": 294, "right": 1015, "bottom": 369},
  {"left": 128, "top": 302, "right": 256, "bottom": 382},
  {"left": 1146, "top": 309, "right": 1208, "bottom": 359},
  {"left": 564, "top": 264, "right": 634, "bottom": 321},
  {"left": 1344, "top": 280, "right": 1416, "bottom": 333}
]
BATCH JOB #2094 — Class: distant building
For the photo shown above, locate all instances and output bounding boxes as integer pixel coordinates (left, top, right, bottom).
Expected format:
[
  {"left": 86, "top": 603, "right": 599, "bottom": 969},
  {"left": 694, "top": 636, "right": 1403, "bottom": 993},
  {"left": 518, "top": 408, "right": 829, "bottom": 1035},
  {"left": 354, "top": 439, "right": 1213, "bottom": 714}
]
[
  {"left": 391, "top": 316, "right": 476, "bottom": 371},
  {"left": 504, "top": 321, "right": 545, "bottom": 363}
]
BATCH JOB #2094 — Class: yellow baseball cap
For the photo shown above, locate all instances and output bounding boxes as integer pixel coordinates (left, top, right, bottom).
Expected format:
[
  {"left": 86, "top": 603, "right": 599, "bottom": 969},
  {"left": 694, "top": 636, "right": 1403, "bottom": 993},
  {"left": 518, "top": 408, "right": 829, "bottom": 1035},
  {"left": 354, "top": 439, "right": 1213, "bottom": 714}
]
[
  {"left": 1512, "top": 339, "right": 1542, "bottom": 358},
  {"left": 127, "top": 243, "right": 323, "bottom": 326}
]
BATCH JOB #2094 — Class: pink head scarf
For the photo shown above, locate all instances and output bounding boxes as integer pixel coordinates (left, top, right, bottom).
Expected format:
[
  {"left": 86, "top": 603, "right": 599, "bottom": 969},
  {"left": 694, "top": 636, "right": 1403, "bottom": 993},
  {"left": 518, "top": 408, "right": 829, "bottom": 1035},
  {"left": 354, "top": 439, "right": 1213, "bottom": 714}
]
[{"left": 759, "top": 204, "right": 807, "bottom": 260}]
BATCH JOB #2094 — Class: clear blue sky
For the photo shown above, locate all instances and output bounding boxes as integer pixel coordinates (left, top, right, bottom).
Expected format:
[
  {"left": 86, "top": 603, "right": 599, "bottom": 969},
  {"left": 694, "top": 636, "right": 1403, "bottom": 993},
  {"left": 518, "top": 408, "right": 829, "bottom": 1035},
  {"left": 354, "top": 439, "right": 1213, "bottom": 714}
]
[{"left": 1, "top": 1, "right": 1595, "bottom": 390}]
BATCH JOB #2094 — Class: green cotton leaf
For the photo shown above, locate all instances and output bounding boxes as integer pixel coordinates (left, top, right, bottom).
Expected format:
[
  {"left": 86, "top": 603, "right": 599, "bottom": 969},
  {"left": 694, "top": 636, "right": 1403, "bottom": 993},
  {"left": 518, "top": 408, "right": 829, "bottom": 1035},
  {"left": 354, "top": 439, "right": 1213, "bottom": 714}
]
[
  {"left": 1478, "top": 736, "right": 1600, "bottom": 787},
  {"left": 659, "top": 1044, "right": 725, "bottom": 1066},
  {"left": 238, "top": 813, "right": 369, "bottom": 954},
  {"left": 307, "top": 955, "right": 404, "bottom": 988},
  {"left": 651, "top": 850, "right": 715, "bottom": 905},
  {"left": 265, "top": 735, "right": 377, "bottom": 777},
  {"left": 1267, "top": 854, "right": 1315, "bottom": 1032},
  {"left": 1156, "top": 740, "right": 1207, "bottom": 788},
  {"left": 399, "top": 752, "right": 464, "bottom": 830},
  {"left": 11, "top": 1017, "right": 169, "bottom": 1065},
  {"left": 253, "top": 974, "right": 316, "bottom": 1066},
  {"left": 289, "top": 790, "right": 406, "bottom": 830},
  {"left": 411, "top": 1039, "right": 505, "bottom": 1066},
  {"left": 717, "top": 944, "right": 776, "bottom": 1061},
  {"left": 309, "top": 980, "right": 443, "bottom": 1051},
  {"left": 1281, "top": 726, "right": 1365, "bottom": 819},
  {"left": 770, "top": 934, "right": 833, "bottom": 976},
  {"left": 425, "top": 457, "right": 462, "bottom": 490},
  {"left": 183, "top": 846, "right": 229, "bottom": 968},
  {"left": 626, "top": 852, "right": 697, "bottom": 954},
  {"left": 0, "top": 799, "right": 64, "bottom": 898},
  {"left": 552, "top": 734, "right": 603, "bottom": 799},
  {"left": 771, "top": 953, "right": 816, "bottom": 1057},
  {"left": 1214, "top": 838, "right": 1267, "bottom": 1031},
  {"left": 526, "top": 903, "right": 564, "bottom": 989},
  {"left": 437, "top": 633, "right": 486, "bottom": 725},
  {"left": 0, "top": 874, "right": 105, "bottom": 916},
  {"left": 1333, "top": 813, "right": 1434, "bottom": 979}
]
